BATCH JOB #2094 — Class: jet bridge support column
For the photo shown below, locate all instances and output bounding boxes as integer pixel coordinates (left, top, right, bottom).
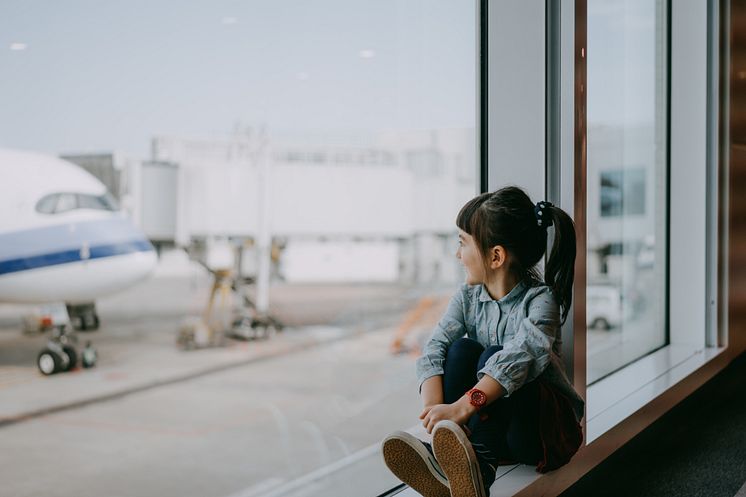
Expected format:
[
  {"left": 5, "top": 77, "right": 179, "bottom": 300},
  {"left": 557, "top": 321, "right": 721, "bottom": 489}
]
[{"left": 255, "top": 131, "right": 271, "bottom": 317}]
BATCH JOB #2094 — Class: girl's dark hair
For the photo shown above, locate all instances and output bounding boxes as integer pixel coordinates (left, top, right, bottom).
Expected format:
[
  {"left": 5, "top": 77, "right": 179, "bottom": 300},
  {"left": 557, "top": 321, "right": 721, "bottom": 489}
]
[{"left": 456, "top": 186, "right": 577, "bottom": 323}]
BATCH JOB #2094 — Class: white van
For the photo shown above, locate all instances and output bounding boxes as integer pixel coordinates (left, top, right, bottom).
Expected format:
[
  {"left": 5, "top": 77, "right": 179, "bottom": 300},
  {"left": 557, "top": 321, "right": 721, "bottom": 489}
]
[{"left": 586, "top": 284, "right": 623, "bottom": 330}]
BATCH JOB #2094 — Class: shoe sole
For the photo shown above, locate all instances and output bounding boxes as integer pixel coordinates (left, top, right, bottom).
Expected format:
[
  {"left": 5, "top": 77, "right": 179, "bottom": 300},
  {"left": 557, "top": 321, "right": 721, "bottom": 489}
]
[
  {"left": 432, "top": 421, "right": 487, "bottom": 497},
  {"left": 382, "top": 431, "right": 450, "bottom": 497}
]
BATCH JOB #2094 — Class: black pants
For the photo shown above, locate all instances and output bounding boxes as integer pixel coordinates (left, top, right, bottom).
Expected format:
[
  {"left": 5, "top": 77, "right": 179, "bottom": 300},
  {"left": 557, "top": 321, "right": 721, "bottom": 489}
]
[{"left": 442, "top": 338, "right": 542, "bottom": 490}]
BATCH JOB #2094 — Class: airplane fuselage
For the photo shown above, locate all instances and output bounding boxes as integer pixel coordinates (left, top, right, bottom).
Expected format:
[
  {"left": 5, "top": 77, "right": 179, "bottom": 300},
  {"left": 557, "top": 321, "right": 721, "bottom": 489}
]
[{"left": 0, "top": 149, "right": 157, "bottom": 304}]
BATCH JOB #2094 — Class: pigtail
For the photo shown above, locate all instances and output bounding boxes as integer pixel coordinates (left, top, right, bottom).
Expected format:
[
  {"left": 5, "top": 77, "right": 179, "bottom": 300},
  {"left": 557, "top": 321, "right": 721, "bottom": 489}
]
[{"left": 545, "top": 206, "right": 576, "bottom": 324}]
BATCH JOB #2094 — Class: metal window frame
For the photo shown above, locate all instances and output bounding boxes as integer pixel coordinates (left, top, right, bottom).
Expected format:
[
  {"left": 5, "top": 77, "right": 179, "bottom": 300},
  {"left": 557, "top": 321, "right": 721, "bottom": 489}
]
[
  {"left": 480, "top": 0, "right": 489, "bottom": 193},
  {"left": 570, "top": 0, "right": 588, "bottom": 421},
  {"left": 546, "top": 0, "right": 586, "bottom": 392},
  {"left": 707, "top": 0, "right": 723, "bottom": 347},
  {"left": 718, "top": 0, "right": 731, "bottom": 349}
]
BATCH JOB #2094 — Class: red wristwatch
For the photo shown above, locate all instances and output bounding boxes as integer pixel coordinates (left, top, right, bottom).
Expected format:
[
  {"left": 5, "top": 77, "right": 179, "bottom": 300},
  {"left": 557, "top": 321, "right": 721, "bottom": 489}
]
[{"left": 466, "top": 388, "right": 487, "bottom": 410}]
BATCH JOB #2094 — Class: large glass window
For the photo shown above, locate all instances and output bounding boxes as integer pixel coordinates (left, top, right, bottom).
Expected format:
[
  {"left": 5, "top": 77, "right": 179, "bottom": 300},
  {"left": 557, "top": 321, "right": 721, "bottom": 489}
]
[
  {"left": 0, "top": 2, "right": 476, "bottom": 497},
  {"left": 586, "top": 0, "right": 669, "bottom": 383}
]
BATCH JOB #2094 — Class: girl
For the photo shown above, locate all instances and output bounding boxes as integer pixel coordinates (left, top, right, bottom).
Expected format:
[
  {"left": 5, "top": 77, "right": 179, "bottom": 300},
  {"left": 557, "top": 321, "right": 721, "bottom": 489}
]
[{"left": 382, "top": 186, "right": 584, "bottom": 497}]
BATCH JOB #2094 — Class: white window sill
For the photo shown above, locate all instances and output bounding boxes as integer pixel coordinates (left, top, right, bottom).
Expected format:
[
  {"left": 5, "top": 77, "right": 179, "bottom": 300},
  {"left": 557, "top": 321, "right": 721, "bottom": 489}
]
[{"left": 586, "top": 344, "right": 726, "bottom": 442}]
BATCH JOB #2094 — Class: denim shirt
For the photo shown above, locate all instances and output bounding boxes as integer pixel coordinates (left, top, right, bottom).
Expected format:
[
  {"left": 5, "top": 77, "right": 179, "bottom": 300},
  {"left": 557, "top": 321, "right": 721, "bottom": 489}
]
[{"left": 415, "top": 279, "right": 585, "bottom": 422}]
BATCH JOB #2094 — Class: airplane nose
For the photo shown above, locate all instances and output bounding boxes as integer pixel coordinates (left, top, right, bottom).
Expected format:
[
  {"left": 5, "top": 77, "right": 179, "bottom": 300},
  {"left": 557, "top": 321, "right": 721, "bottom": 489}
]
[
  {"left": 94, "top": 247, "right": 157, "bottom": 294},
  {"left": 0, "top": 220, "right": 159, "bottom": 303},
  {"left": 97, "top": 217, "right": 158, "bottom": 290}
]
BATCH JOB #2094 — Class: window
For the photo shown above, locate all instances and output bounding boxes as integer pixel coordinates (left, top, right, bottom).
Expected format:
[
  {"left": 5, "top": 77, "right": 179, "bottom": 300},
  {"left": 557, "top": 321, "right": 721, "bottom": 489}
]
[
  {"left": 52, "top": 193, "right": 77, "bottom": 214},
  {"left": 1, "top": 2, "right": 477, "bottom": 496},
  {"left": 35, "top": 194, "right": 58, "bottom": 214},
  {"left": 76, "top": 193, "right": 118, "bottom": 211},
  {"left": 586, "top": 0, "right": 669, "bottom": 384},
  {"left": 35, "top": 193, "right": 118, "bottom": 214}
]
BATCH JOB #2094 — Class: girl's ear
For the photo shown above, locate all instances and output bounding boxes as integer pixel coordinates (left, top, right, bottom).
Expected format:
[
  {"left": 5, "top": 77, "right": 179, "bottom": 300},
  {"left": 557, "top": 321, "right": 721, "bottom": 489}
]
[{"left": 489, "top": 245, "right": 507, "bottom": 269}]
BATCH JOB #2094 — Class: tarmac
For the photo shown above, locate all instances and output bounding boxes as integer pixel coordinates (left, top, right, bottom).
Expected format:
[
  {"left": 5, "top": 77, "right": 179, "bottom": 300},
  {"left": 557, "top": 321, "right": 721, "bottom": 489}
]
[{"left": 0, "top": 259, "right": 436, "bottom": 497}]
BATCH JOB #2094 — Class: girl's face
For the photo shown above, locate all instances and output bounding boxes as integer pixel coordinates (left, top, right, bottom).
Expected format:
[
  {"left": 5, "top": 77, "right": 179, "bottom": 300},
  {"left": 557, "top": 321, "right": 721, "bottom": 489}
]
[{"left": 456, "top": 230, "right": 486, "bottom": 285}]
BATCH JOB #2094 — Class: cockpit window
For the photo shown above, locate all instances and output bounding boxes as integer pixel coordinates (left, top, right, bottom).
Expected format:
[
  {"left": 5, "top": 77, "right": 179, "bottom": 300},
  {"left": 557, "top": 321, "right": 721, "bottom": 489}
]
[
  {"left": 35, "top": 194, "right": 58, "bottom": 214},
  {"left": 35, "top": 192, "right": 119, "bottom": 214},
  {"left": 77, "top": 192, "right": 118, "bottom": 211},
  {"left": 54, "top": 193, "right": 77, "bottom": 213}
]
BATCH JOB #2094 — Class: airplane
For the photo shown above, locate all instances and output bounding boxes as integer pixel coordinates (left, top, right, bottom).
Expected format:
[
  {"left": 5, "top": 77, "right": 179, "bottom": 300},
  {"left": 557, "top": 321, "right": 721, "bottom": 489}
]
[{"left": 0, "top": 148, "right": 157, "bottom": 374}]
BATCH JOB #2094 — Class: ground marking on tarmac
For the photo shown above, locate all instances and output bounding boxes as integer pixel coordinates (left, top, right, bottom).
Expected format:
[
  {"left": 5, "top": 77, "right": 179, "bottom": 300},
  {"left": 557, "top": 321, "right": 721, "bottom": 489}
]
[
  {"left": 224, "top": 423, "right": 424, "bottom": 497},
  {"left": 224, "top": 440, "right": 382, "bottom": 497},
  {"left": 0, "top": 366, "right": 37, "bottom": 389},
  {"left": 228, "top": 477, "right": 285, "bottom": 497}
]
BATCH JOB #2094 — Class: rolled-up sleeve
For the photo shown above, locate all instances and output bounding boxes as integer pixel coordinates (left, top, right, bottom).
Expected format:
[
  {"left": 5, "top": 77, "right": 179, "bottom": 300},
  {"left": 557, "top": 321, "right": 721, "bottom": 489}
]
[
  {"left": 477, "top": 288, "right": 560, "bottom": 395},
  {"left": 415, "top": 287, "right": 468, "bottom": 392}
]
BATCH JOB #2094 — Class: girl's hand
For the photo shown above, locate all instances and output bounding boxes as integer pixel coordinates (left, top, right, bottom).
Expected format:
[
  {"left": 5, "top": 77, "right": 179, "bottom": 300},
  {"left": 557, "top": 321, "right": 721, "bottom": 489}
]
[{"left": 419, "top": 399, "right": 476, "bottom": 434}]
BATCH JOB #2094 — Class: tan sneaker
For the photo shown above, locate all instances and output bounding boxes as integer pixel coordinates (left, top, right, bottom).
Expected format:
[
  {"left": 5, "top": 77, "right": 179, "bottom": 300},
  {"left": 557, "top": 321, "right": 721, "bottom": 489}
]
[
  {"left": 432, "top": 420, "right": 487, "bottom": 497},
  {"left": 382, "top": 431, "right": 450, "bottom": 497}
]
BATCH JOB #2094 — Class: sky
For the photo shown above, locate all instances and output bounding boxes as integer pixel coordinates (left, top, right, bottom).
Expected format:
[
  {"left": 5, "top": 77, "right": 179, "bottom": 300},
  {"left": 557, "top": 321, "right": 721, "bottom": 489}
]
[
  {"left": 0, "top": 0, "right": 477, "bottom": 158},
  {"left": 0, "top": 0, "right": 663, "bottom": 160}
]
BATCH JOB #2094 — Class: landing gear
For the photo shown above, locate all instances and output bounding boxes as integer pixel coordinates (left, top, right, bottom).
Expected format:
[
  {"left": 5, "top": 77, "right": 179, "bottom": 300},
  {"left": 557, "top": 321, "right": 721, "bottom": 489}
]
[
  {"left": 37, "top": 348, "right": 62, "bottom": 376},
  {"left": 66, "top": 303, "right": 100, "bottom": 331},
  {"left": 36, "top": 325, "right": 97, "bottom": 376},
  {"left": 37, "top": 338, "right": 73, "bottom": 376},
  {"left": 61, "top": 345, "right": 77, "bottom": 372}
]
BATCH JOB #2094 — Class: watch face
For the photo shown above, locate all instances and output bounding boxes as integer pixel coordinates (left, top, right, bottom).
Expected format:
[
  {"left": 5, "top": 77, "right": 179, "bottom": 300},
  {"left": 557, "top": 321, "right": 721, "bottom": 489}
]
[{"left": 470, "top": 389, "right": 486, "bottom": 407}]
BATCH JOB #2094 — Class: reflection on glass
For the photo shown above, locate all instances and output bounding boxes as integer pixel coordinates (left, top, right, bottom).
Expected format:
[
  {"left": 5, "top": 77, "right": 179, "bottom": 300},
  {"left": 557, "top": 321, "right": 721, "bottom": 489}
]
[
  {"left": 586, "top": 0, "right": 668, "bottom": 384},
  {"left": 600, "top": 168, "right": 646, "bottom": 217}
]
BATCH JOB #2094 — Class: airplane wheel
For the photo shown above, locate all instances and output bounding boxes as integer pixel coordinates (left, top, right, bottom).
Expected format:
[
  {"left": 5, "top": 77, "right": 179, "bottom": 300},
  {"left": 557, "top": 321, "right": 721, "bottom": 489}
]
[
  {"left": 38, "top": 349, "right": 62, "bottom": 376},
  {"left": 62, "top": 345, "right": 78, "bottom": 371}
]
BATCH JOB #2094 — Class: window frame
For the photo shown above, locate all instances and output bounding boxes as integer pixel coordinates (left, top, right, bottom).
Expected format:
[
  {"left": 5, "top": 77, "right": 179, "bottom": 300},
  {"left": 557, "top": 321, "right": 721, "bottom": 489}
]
[{"left": 478, "top": 0, "right": 730, "bottom": 494}]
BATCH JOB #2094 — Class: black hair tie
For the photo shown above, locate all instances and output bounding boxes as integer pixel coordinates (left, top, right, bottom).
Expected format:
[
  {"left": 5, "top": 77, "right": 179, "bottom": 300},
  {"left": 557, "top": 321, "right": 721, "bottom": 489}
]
[{"left": 534, "top": 201, "right": 554, "bottom": 228}]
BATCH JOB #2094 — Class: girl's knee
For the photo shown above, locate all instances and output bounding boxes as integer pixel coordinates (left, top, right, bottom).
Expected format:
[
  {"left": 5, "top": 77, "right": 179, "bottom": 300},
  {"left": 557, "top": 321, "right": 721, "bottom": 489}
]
[
  {"left": 477, "top": 345, "right": 503, "bottom": 370},
  {"left": 447, "top": 338, "right": 483, "bottom": 360},
  {"left": 446, "top": 338, "right": 484, "bottom": 364}
]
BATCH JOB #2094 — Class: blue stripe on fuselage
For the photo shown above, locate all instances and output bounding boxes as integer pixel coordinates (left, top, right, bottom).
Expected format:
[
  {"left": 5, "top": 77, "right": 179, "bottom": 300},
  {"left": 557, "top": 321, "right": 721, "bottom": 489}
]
[
  {"left": 0, "top": 240, "right": 154, "bottom": 275},
  {"left": 0, "top": 219, "right": 155, "bottom": 276},
  {"left": 0, "top": 217, "right": 149, "bottom": 261}
]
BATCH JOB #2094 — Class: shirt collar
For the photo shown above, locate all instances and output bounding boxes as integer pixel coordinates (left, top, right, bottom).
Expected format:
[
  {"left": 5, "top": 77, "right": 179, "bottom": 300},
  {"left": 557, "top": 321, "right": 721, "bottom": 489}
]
[{"left": 478, "top": 279, "right": 528, "bottom": 304}]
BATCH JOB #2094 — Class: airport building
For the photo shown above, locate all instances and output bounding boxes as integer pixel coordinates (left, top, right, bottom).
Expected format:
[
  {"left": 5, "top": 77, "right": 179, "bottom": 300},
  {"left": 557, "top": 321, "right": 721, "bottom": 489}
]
[{"left": 65, "top": 128, "right": 477, "bottom": 285}]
